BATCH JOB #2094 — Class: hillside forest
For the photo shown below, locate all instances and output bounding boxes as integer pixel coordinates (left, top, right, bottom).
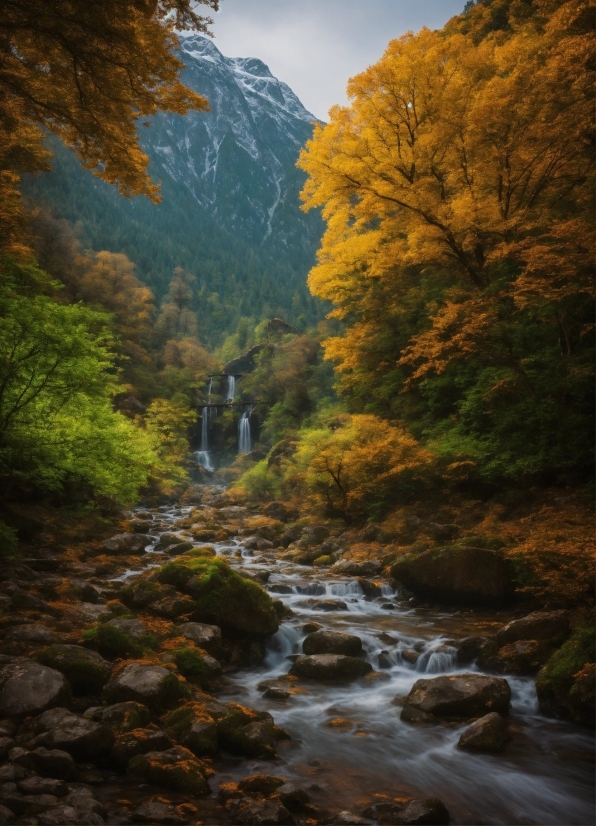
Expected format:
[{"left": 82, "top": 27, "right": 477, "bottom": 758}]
[{"left": 0, "top": 0, "right": 594, "bottom": 819}]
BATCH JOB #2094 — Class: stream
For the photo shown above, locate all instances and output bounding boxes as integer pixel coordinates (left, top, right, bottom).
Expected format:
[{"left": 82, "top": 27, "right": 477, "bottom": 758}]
[{"left": 118, "top": 503, "right": 595, "bottom": 826}]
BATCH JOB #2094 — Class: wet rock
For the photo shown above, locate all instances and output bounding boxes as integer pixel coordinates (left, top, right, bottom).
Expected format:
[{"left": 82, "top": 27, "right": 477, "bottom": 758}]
[
  {"left": 263, "top": 687, "right": 290, "bottom": 700},
  {"left": 478, "top": 639, "right": 551, "bottom": 675},
  {"left": 163, "top": 703, "right": 219, "bottom": 756},
  {"left": 334, "top": 812, "right": 368, "bottom": 825},
  {"left": 455, "top": 636, "right": 494, "bottom": 665},
  {"left": 3, "top": 625, "right": 57, "bottom": 645},
  {"left": 0, "top": 661, "right": 71, "bottom": 719},
  {"left": 103, "top": 663, "right": 183, "bottom": 711},
  {"left": 281, "top": 526, "right": 303, "bottom": 547},
  {"left": 127, "top": 746, "right": 211, "bottom": 795},
  {"left": 242, "top": 721, "right": 290, "bottom": 759},
  {"left": 303, "top": 630, "right": 363, "bottom": 657},
  {"left": 238, "top": 775, "right": 286, "bottom": 795},
  {"left": 83, "top": 701, "right": 150, "bottom": 733},
  {"left": 0, "top": 763, "right": 27, "bottom": 782},
  {"left": 128, "top": 518, "right": 152, "bottom": 533},
  {"left": 37, "top": 804, "right": 85, "bottom": 825},
  {"left": 76, "top": 604, "right": 112, "bottom": 623},
  {"left": 105, "top": 618, "right": 146, "bottom": 639},
  {"left": 111, "top": 728, "right": 172, "bottom": 766},
  {"left": 290, "top": 654, "right": 373, "bottom": 682},
  {"left": 362, "top": 798, "right": 450, "bottom": 825},
  {"left": 121, "top": 581, "right": 163, "bottom": 609},
  {"left": 216, "top": 704, "right": 289, "bottom": 759},
  {"left": 132, "top": 800, "right": 188, "bottom": 824},
  {"left": 458, "top": 712, "right": 510, "bottom": 751},
  {"left": 13, "top": 747, "right": 76, "bottom": 779},
  {"left": 391, "top": 546, "right": 514, "bottom": 607},
  {"left": 225, "top": 797, "right": 291, "bottom": 825},
  {"left": 0, "top": 804, "right": 14, "bottom": 825},
  {"left": 151, "top": 594, "right": 196, "bottom": 618},
  {"left": 401, "top": 674, "right": 511, "bottom": 722},
  {"left": 244, "top": 537, "right": 274, "bottom": 552},
  {"left": 356, "top": 578, "right": 383, "bottom": 599},
  {"left": 34, "top": 646, "right": 111, "bottom": 692},
  {"left": 0, "top": 789, "right": 59, "bottom": 816},
  {"left": 0, "top": 736, "right": 14, "bottom": 760},
  {"left": 102, "top": 533, "right": 150, "bottom": 555},
  {"left": 401, "top": 650, "right": 420, "bottom": 665},
  {"left": 18, "top": 777, "right": 68, "bottom": 797},
  {"left": 302, "top": 622, "right": 322, "bottom": 633},
  {"left": 18, "top": 708, "right": 114, "bottom": 760},
  {"left": 301, "top": 599, "right": 348, "bottom": 612},
  {"left": 496, "top": 611, "right": 569, "bottom": 647},
  {"left": 332, "top": 560, "right": 381, "bottom": 577},
  {"left": 0, "top": 719, "right": 16, "bottom": 737},
  {"left": 277, "top": 782, "right": 309, "bottom": 810}
]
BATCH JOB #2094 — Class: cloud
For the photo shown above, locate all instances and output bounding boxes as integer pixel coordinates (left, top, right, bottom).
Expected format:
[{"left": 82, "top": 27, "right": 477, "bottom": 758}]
[{"left": 207, "top": 0, "right": 464, "bottom": 119}]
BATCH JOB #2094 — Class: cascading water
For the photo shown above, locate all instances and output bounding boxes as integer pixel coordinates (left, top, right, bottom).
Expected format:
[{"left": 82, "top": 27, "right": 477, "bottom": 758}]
[
  {"left": 238, "top": 407, "right": 252, "bottom": 454},
  {"left": 226, "top": 375, "right": 236, "bottom": 402},
  {"left": 193, "top": 450, "right": 213, "bottom": 471},
  {"left": 197, "top": 405, "right": 213, "bottom": 469}
]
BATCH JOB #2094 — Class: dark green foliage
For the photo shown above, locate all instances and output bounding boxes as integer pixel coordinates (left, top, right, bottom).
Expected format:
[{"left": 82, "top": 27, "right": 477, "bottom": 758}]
[
  {"left": 173, "top": 648, "right": 208, "bottom": 681},
  {"left": 536, "top": 628, "right": 595, "bottom": 724},
  {"left": 82, "top": 624, "right": 158, "bottom": 659},
  {"left": 0, "top": 519, "right": 19, "bottom": 563}
]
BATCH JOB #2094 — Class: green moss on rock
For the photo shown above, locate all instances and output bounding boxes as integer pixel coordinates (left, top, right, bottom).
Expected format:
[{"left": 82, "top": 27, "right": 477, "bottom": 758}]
[
  {"left": 157, "top": 558, "right": 278, "bottom": 636},
  {"left": 536, "top": 627, "right": 595, "bottom": 725},
  {"left": 34, "top": 645, "right": 111, "bottom": 691}
]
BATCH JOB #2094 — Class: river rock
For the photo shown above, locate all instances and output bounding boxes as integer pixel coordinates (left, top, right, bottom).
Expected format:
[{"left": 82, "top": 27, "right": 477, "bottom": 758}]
[
  {"left": 458, "top": 712, "right": 510, "bottom": 751},
  {"left": 18, "top": 708, "right": 114, "bottom": 759},
  {"left": 105, "top": 618, "right": 146, "bottom": 639},
  {"left": 37, "top": 804, "right": 85, "bottom": 825},
  {"left": 34, "top": 645, "right": 111, "bottom": 691},
  {"left": 478, "top": 639, "right": 551, "bottom": 675},
  {"left": 0, "top": 803, "right": 14, "bottom": 825},
  {"left": 363, "top": 798, "right": 450, "bottom": 825},
  {"left": 18, "top": 777, "right": 68, "bottom": 797},
  {"left": 331, "top": 559, "right": 381, "bottom": 576},
  {"left": 0, "top": 661, "right": 71, "bottom": 718},
  {"left": 102, "top": 662, "right": 183, "bottom": 710},
  {"left": 303, "top": 630, "right": 363, "bottom": 657},
  {"left": 13, "top": 747, "right": 76, "bottom": 779},
  {"left": 76, "top": 603, "right": 113, "bottom": 623},
  {"left": 263, "top": 502, "right": 294, "bottom": 522},
  {"left": 496, "top": 611, "right": 569, "bottom": 647},
  {"left": 83, "top": 701, "right": 151, "bottom": 733},
  {"left": 163, "top": 703, "right": 219, "bottom": 756},
  {"left": 401, "top": 674, "right": 511, "bottom": 722},
  {"left": 277, "top": 782, "right": 310, "bottom": 810},
  {"left": 455, "top": 636, "right": 495, "bottom": 664},
  {"left": 102, "top": 532, "right": 150, "bottom": 555},
  {"left": 150, "top": 594, "right": 196, "bottom": 618},
  {"left": 165, "top": 541, "right": 194, "bottom": 556},
  {"left": 290, "top": 654, "right": 373, "bottom": 682},
  {"left": 225, "top": 797, "right": 292, "bottom": 825},
  {"left": 111, "top": 727, "right": 172, "bottom": 766},
  {"left": 238, "top": 774, "right": 286, "bottom": 795},
  {"left": 133, "top": 800, "right": 187, "bottom": 824},
  {"left": 3, "top": 625, "right": 57, "bottom": 645},
  {"left": 127, "top": 746, "right": 211, "bottom": 795},
  {"left": 391, "top": 546, "right": 514, "bottom": 606}
]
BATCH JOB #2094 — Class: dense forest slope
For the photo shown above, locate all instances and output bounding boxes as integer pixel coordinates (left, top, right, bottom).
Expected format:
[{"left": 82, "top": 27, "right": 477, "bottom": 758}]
[{"left": 22, "top": 35, "right": 324, "bottom": 345}]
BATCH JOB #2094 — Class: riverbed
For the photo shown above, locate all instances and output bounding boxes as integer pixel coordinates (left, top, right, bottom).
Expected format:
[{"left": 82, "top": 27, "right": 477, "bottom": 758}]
[{"left": 118, "top": 503, "right": 595, "bottom": 826}]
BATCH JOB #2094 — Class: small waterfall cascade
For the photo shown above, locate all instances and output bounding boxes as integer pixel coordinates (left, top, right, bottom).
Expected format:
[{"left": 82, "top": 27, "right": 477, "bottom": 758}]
[
  {"left": 238, "top": 407, "right": 252, "bottom": 454},
  {"left": 193, "top": 449, "right": 213, "bottom": 471},
  {"left": 207, "top": 376, "right": 213, "bottom": 396},
  {"left": 196, "top": 404, "right": 213, "bottom": 470},
  {"left": 226, "top": 375, "right": 236, "bottom": 402}
]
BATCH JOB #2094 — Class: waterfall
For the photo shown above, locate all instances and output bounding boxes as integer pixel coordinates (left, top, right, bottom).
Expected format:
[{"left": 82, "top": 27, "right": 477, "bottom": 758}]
[
  {"left": 238, "top": 407, "right": 252, "bottom": 454},
  {"left": 226, "top": 375, "right": 235, "bottom": 402},
  {"left": 194, "top": 450, "right": 213, "bottom": 471},
  {"left": 201, "top": 406, "right": 209, "bottom": 451},
  {"left": 207, "top": 376, "right": 213, "bottom": 396}
]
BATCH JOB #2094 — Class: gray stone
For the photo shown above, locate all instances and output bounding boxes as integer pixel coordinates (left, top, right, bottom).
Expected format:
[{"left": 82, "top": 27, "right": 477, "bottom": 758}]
[
  {"left": 496, "top": 611, "right": 569, "bottom": 647},
  {"left": 290, "top": 654, "right": 373, "bottom": 682},
  {"left": 303, "top": 630, "right": 363, "bottom": 657},
  {"left": 105, "top": 618, "right": 146, "bottom": 639},
  {"left": 0, "top": 661, "right": 71, "bottom": 718},
  {"left": 276, "top": 782, "right": 309, "bottom": 810},
  {"left": 225, "top": 797, "right": 291, "bottom": 825},
  {"left": 178, "top": 622, "right": 221, "bottom": 654},
  {"left": 38, "top": 805, "right": 85, "bottom": 825},
  {"left": 133, "top": 800, "right": 187, "bottom": 824},
  {"left": 401, "top": 674, "right": 511, "bottom": 722},
  {"left": 82, "top": 701, "right": 151, "bottom": 733},
  {"left": 13, "top": 747, "right": 76, "bottom": 780},
  {"left": 3, "top": 626, "right": 57, "bottom": 645},
  {"left": 18, "top": 708, "right": 114, "bottom": 760},
  {"left": 458, "top": 712, "right": 510, "bottom": 751},
  {"left": 34, "top": 645, "right": 111, "bottom": 690},
  {"left": 102, "top": 662, "right": 182, "bottom": 710},
  {"left": 0, "top": 803, "right": 14, "bottom": 825},
  {"left": 102, "top": 533, "right": 149, "bottom": 555},
  {"left": 18, "top": 777, "right": 68, "bottom": 797},
  {"left": 332, "top": 559, "right": 381, "bottom": 577}
]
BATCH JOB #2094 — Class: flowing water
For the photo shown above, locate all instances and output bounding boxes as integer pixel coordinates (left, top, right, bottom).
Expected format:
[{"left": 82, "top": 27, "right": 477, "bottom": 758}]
[
  {"left": 119, "top": 505, "right": 595, "bottom": 825},
  {"left": 238, "top": 409, "right": 252, "bottom": 454}
]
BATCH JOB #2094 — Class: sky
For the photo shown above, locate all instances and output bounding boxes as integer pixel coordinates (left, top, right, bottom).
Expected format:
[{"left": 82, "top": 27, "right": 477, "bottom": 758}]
[{"left": 205, "top": 0, "right": 466, "bottom": 120}]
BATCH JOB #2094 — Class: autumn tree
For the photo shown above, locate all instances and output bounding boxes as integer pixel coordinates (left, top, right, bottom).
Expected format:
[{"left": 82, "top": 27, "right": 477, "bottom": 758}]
[
  {"left": 0, "top": 0, "right": 218, "bottom": 257},
  {"left": 298, "top": 0, "right": 594, "bottom": 482}
]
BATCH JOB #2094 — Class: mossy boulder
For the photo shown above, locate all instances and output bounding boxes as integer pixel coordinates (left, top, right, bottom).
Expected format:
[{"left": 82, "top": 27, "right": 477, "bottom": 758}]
[
  {"left": 391, "top": 546, "right": 514, "bottom": 606},
  {"left": 111, "top": 727, "right": 173, "bottom": 767},
  {"left": 163, "top": 703, "right": 219, "bottom": 756},
  {"left": 127, "top": 745, "right": 211, "bottom": 794},
  {"left": 82, "top": 623, "right": 154, "bottom": 660},
  {"left": 216, "top": 702, "right": 290, "bottom": 759},
  {"left": 536, "top": 628, "right": 595, "bottom": 726},
  {"left": 83, "top": 702, "right": 151, "bottom": 733},
  {"left": 34, "top": 645, "right": 111, "bottom": 692},
  {"left": 157, "top": 558, "right": 279, "bottom": 636},
  {"left": 457, "top": 712, "right": 510, "bottom": 751}
]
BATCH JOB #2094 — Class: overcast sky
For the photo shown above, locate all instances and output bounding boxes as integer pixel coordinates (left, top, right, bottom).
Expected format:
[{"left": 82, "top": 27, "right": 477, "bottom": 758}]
[{"left": 206, "top": 0, "right": 465, "bottom": 120}]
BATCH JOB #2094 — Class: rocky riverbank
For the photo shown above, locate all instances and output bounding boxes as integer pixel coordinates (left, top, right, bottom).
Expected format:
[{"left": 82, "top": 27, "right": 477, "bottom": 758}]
[{"left": 0, "top": 487, "right": 593, "bottom": 825}]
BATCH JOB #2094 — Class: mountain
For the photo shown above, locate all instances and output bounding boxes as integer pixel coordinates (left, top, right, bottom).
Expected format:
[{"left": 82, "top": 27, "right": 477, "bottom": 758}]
[{"left": 22, "top": 35, "right": 325, "bottom": 345}]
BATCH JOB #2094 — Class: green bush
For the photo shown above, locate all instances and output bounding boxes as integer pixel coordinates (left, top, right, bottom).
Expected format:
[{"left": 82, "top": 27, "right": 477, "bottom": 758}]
[
  {"left": 82, "top": 624, "right": 157, "bottom": 659},
  {"left": 173, "top": 647, "right": 208, "bottom": 681}
]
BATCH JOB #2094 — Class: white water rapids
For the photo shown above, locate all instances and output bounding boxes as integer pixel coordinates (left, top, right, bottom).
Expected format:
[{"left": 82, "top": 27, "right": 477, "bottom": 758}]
[{"left": 117, "top": 504, "right": 595, "bottom": 825}]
